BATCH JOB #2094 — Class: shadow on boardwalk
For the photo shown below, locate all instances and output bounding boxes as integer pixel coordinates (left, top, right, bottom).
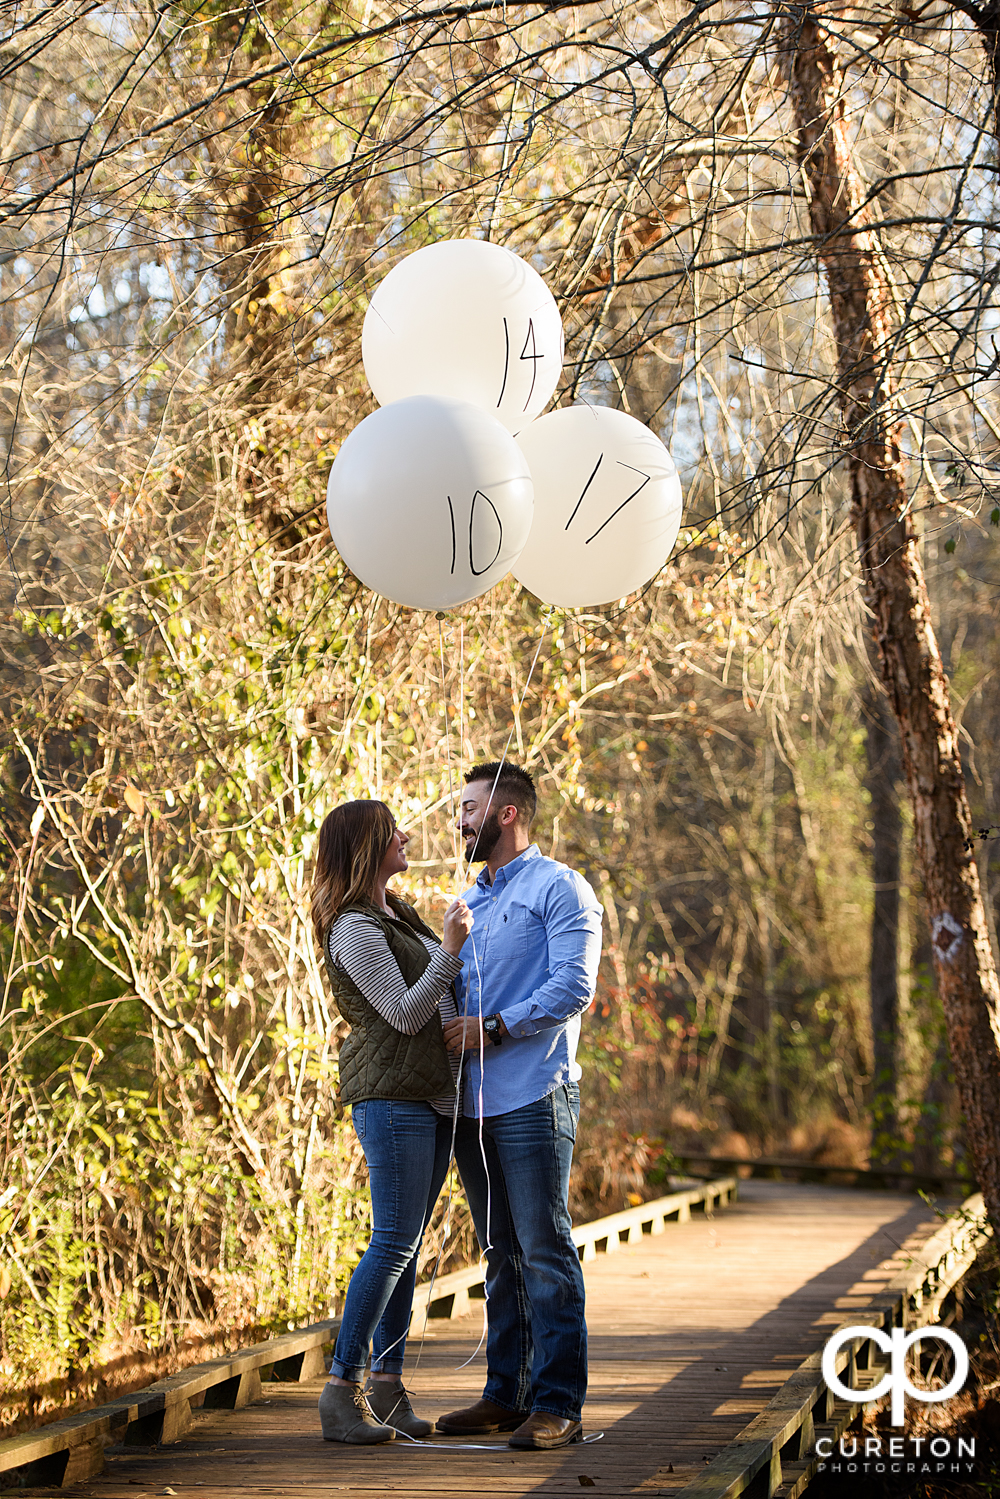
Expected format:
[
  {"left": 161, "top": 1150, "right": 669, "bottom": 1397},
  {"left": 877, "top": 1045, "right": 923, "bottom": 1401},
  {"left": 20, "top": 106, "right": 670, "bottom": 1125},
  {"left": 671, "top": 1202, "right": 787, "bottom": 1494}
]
[
  {"left": 547, "top": 1181, "right": 948, "bottom": 1493},
  {"left": 75, "top": 1181, "right": 953, "bottom": 1499}
]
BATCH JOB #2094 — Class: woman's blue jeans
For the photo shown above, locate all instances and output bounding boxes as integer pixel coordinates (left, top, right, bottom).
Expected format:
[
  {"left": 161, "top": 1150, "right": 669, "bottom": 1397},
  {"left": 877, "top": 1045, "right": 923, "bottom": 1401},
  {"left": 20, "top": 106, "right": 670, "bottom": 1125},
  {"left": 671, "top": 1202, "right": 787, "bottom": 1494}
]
[{"left": 330, "top": 1098, "right": 453, "bottom": 1381}]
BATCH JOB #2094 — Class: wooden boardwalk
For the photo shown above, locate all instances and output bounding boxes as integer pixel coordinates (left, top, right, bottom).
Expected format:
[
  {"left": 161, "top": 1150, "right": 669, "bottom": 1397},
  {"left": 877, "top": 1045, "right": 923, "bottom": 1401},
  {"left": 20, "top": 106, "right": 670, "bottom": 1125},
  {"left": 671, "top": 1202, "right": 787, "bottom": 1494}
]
[{"left": 70, "top": 1182, "right": 954, "bottom": 1499}]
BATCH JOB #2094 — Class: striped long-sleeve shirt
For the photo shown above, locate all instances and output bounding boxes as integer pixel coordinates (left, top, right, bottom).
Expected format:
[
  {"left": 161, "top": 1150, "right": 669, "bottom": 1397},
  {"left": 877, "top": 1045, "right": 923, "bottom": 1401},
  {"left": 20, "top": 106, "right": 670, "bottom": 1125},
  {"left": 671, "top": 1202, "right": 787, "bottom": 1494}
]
[{"left": 327, "top": 909, "right": 462, "bottom": 1114}]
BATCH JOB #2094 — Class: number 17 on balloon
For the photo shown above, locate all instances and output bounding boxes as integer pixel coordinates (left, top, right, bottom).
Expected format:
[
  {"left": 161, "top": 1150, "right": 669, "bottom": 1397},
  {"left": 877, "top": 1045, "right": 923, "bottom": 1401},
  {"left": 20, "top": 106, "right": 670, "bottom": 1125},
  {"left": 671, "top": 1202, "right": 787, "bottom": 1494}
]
[{"left": 514, "top": 405, "right": 683, "bottom": 608}]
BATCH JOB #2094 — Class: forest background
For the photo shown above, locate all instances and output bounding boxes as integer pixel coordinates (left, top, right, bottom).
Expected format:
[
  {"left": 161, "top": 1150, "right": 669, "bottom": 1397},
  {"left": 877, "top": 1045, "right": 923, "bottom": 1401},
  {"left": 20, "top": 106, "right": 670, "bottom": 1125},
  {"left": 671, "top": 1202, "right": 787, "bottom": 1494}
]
[{"left": 2, "top": 0, "right": 1000, "bottom": 1438}]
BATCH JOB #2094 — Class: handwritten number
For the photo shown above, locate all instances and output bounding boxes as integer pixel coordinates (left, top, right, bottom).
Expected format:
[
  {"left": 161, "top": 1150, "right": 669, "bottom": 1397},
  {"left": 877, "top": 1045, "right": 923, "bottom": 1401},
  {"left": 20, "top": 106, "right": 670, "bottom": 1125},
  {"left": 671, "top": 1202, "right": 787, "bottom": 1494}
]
[
  {"left": 469, "top": 490, "right": 503, "bottom": 576},
  {"left": 565, "top": 453, "right": 604, "bottom": 531},
  {"left": 447, "top": 496, "right": 456, "bottom": 575},
  {"left": 585, "top": 462, "right": 650, "bottom": 545},
  {"left": 498, "top": 317, "right": 545, "bottom": 412},
  {"left": 497, "top": 318, "right": 510, "bottom": 407},
  {"left": 519, "top": 318, "right": 544, "bottom": 411}
]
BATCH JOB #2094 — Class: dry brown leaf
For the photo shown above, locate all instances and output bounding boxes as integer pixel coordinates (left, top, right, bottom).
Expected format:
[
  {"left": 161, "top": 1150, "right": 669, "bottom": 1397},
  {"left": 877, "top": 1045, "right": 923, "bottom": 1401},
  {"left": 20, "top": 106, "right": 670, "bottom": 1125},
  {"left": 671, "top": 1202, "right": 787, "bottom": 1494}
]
[{"left": 123, "top": 785, "right": 145, "bottom": 817}]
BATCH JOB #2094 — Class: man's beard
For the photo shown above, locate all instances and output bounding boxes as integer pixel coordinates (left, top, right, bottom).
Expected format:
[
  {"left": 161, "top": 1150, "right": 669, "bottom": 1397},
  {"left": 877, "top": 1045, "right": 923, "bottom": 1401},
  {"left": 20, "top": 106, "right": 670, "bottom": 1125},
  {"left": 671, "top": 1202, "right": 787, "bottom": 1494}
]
[{"left": 465, "top": 810, "right": 502, "bottom": 863}]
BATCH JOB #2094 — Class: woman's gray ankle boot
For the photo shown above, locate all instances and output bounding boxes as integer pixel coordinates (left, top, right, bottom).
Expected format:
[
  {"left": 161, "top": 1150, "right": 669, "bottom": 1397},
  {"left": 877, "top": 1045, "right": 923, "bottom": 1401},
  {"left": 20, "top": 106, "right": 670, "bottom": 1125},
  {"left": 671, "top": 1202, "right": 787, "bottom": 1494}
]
[
  {"left": 365, "top": 1379, "right": 432, "bottom": 1438},
  {"left": 318, "top": 1380, "right": 396, "bottom": 1443}
]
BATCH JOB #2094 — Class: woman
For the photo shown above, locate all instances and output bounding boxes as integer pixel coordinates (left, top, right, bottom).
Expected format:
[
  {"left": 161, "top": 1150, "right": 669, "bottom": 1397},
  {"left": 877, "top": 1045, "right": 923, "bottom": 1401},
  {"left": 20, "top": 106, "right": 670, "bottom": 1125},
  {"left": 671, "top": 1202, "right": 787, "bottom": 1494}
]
[{"left": 311, "top": 799, "right": 473, "bottom": 1445}]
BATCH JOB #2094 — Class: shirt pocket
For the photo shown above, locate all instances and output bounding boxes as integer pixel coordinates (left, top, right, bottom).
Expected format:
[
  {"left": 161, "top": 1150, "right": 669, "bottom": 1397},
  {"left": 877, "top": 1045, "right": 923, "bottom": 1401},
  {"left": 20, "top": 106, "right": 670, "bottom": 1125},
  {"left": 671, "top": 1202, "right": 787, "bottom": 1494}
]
[{"left": 495, "top": 903, "right": 538, "bottom": 958}]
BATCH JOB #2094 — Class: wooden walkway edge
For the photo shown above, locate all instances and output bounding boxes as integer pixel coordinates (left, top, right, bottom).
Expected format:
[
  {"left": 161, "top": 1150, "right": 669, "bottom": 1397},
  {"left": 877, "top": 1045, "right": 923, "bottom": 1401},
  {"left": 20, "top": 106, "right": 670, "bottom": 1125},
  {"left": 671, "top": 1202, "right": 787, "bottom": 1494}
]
[
  {"left": 675, "top": 1191, "right": 990, "bottom": 1499},
  {"left": 0, "top": 1177, "right": 737, "bottom": 1491},
  {"left": 1, "top": 1181, "right": 978, "bottom": 1499}
]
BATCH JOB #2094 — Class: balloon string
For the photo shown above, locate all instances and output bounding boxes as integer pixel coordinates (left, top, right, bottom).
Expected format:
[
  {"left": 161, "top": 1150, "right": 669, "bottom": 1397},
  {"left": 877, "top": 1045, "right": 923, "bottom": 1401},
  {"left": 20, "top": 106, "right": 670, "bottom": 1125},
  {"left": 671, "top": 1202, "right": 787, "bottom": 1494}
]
[
  {"left": 403, "top": 615, "right": 464, "bottom": 1379},
  {"left": 453, "top": 609, "right": 550, "bottom": 1374},
  {"left": 388, "top": 612, "right": 551, "bottom": 1385},
  {"left": 406, "top": 611, "right": 487, "bottom": 1375},
  {"left": 391, "top": 1430, "right": 605, "bottom": 1449},
  {"left": 463, "top": 615, "right": 549, "bottom": 865},
  {"left": 438, "top": 614, "right": 462, "bottom": 880},
  {"left": 459, "top": 617, "right": 465, "bottom": 831}
]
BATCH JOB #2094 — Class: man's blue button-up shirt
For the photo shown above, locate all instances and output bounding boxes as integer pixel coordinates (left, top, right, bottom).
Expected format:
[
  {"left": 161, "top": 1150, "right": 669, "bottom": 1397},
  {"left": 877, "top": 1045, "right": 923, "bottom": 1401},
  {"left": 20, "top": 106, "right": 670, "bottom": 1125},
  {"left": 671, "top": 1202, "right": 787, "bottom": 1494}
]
[{"left": 454, "top": 844, "right": 603, "bottom": 1118}]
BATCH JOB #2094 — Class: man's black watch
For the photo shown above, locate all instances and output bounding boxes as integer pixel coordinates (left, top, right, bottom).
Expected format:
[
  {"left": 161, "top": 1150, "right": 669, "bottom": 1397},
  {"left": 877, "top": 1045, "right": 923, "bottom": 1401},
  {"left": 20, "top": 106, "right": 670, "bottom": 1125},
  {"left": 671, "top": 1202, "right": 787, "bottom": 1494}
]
[{"left": 482, "top": 1014, "right": 504, "bottom": 1047}]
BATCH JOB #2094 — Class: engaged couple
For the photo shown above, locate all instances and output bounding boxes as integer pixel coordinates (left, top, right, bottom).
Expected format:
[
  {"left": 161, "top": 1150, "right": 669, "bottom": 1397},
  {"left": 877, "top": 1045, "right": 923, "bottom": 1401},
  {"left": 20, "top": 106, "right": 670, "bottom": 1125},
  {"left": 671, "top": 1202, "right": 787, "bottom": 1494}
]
[{"left": 310, "top": 762, "right": 603, "bottom": 1450}]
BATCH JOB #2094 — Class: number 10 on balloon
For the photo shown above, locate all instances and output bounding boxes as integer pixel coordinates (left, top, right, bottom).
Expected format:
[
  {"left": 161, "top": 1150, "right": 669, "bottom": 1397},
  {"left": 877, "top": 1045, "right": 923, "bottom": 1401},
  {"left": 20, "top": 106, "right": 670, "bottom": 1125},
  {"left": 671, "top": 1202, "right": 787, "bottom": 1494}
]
[
  {"left": 326, "top": 396, "right": 534, "bottom": 612},
  {"left": 446, "top": 490, "right": 507, "bottom": 579}
]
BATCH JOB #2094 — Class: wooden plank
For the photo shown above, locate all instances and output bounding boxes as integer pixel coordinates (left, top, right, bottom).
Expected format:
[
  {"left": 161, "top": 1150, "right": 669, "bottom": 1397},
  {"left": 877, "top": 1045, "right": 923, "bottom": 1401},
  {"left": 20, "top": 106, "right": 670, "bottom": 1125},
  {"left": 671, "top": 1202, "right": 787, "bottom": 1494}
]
[{"left": 0, "top": 1399, "right": 141, "bottom": 1461}]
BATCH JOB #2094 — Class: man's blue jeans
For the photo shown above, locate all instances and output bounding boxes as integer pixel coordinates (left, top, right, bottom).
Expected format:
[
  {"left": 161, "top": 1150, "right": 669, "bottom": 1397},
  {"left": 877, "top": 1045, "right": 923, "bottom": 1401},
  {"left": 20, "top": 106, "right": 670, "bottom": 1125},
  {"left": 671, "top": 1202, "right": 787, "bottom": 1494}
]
[
  {"left": 330, "top": 1099, "right": 452, "bottom": 1381},
  {"left": 453, "top": 1082, "right": 587, "bottom": 1421}
]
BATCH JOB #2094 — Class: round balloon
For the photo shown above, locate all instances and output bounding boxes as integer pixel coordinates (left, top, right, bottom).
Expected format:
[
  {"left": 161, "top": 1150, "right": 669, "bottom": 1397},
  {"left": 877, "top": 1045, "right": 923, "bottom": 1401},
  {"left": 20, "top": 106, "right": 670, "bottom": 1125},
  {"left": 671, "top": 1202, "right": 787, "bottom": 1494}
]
[
  {"left": 326, "top": 396, "right": 533, "bottom": 611},
  {"left": 513, "top": 405, "right": 683, "bottom": 608},
  {"left": 362, "top": 239, "right": 563, "bottom": 434}
]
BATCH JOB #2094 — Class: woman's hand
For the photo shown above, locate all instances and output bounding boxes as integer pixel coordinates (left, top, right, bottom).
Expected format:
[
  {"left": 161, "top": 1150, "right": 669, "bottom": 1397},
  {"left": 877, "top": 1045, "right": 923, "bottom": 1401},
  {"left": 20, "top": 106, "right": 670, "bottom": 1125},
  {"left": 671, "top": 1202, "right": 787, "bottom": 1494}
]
[
  {"left": 443, "top": 1014, "right": 508, "bottom": 1054},
  {"left": 441, "top": 897, "right": 474, "bottom": 955},
  {"left": 443, "top": 1016, "right": 479, "bottom": 1055}
]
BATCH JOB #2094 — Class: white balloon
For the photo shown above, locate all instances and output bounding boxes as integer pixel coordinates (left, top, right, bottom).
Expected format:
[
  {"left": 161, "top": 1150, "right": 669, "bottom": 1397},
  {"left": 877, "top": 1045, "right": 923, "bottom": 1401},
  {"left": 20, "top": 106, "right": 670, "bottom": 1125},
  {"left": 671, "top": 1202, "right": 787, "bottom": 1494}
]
[
  {"left": 326, "top": 396, "right": 533, "bottom": 611},
  {"left": 362, "top": 240, "right": 564, "bottom": 434},
  {"left": 513, "top": 405, "right": 683, "bottom": 608}
]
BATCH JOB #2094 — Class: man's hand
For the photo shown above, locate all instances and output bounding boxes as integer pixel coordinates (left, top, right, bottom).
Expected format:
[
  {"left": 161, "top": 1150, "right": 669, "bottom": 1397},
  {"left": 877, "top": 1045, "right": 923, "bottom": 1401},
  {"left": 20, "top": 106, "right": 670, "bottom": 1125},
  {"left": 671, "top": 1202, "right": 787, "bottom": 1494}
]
[{"left": 443, "top": 1015, "right": 507, "bottom": 1055}]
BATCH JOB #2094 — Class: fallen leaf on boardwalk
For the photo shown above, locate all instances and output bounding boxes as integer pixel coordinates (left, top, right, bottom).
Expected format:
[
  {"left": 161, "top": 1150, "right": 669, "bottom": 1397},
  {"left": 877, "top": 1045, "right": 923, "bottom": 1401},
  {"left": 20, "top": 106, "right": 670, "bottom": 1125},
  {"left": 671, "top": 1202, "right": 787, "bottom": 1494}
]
[{"left": 578, "top": 1478, "right": 596, "bottom": 1488}]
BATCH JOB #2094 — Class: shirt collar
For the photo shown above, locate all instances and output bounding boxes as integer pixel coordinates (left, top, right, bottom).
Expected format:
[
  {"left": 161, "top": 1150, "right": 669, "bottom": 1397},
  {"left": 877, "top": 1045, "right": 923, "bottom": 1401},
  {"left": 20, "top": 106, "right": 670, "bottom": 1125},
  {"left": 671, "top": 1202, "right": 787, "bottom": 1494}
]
[{"left": 474, "top": 842, "right": 541, "bottom": 891}]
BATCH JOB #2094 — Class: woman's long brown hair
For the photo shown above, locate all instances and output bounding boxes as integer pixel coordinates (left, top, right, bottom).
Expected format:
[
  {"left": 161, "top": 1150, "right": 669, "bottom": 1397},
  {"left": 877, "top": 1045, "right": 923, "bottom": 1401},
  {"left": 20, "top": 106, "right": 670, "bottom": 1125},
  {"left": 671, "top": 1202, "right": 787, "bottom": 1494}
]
[{"left": 311, "top": 800, "right": 401, "bottom": 950}]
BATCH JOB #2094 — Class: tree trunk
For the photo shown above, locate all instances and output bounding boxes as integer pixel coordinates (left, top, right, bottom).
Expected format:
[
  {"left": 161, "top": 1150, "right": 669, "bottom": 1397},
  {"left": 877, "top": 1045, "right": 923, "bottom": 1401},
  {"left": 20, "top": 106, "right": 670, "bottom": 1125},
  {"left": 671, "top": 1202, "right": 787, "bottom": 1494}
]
[
  {"left": 910, "top": 925, "right": 961, "bottom": 1176},
  {"left": 863, "top": 671, "right": 902, "bottom": 1165},
  {"left": 779, "top": 6, "right": 1000, "bottom": 1230},
  {"left": 945, "top": 1, "right": 1000, "bottom": 133}
]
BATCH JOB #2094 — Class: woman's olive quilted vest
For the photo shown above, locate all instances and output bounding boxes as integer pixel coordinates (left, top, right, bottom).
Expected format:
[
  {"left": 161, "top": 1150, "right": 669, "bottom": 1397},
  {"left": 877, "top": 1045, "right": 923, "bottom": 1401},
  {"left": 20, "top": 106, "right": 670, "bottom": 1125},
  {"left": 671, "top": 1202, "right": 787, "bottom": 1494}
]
[{"left": 323, "top": 900, "right": 455, "bottom": 1106}]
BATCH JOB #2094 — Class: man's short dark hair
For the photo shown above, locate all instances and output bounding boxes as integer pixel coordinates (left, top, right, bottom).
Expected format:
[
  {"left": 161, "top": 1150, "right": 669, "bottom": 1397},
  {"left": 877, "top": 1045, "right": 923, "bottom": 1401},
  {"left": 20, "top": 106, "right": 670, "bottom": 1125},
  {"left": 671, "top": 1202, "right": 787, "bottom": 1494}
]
[{"left": 464, "top": 762, "right": 537, "bottom": 828}]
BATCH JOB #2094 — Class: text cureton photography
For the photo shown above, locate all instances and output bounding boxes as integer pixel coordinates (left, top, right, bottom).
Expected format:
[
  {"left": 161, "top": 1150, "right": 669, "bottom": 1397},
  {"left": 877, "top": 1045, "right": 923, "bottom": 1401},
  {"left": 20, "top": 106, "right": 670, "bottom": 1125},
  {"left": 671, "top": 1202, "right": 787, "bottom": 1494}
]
[
  {"left": 813, "top": 1321, "right": 987, "bottom": 1491},
  {"left": 815, "top": 1434, "right": 977, "bottom": 1479}
]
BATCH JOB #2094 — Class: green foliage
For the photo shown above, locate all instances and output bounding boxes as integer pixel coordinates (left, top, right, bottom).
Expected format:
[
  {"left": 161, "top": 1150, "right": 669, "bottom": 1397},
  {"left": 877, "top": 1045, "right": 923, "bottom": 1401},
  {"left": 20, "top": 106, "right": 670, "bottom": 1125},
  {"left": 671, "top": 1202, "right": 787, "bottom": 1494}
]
[{"left": 0, "top": 1046, "right": 375, "bottom": 1431}]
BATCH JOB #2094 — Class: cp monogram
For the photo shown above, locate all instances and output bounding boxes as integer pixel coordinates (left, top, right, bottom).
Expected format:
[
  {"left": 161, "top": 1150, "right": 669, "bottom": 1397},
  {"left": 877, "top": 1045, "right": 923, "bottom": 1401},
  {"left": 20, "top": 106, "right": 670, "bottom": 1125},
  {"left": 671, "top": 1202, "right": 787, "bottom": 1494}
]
[{"left": 821, "top": 1324, "right": 969, "bottom": 1427}]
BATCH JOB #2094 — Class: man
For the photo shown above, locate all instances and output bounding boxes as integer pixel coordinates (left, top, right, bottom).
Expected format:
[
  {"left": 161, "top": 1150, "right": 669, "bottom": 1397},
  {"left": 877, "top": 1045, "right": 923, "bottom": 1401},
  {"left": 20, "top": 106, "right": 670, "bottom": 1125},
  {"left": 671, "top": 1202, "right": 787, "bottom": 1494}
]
[{"left": 438, "top": 762, "right": 603, "bottom": 1450}]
